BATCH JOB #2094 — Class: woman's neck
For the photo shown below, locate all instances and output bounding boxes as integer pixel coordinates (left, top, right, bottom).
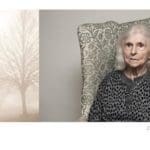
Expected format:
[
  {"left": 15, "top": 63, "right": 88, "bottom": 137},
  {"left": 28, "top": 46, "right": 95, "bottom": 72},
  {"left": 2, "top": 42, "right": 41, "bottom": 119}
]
[{"left": 124, "top": 66, "right": 148, "bottom": 81}]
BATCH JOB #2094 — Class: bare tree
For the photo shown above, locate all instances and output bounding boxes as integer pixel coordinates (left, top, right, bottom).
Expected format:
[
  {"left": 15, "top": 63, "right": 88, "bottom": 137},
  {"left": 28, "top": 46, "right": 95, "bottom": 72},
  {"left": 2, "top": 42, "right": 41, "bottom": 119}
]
[{"left": 0, "top": 10, "right": 39, "bottom": 115}]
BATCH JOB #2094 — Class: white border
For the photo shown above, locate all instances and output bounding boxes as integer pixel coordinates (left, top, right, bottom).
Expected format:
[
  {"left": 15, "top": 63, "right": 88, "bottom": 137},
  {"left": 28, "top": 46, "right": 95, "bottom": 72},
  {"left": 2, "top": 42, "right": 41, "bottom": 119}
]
[
  {"left": 0, "top": 0, "right": 150, "bottom": 9},
  {"left": 0, "top": 123, "right": 149, "bottom": 150}
]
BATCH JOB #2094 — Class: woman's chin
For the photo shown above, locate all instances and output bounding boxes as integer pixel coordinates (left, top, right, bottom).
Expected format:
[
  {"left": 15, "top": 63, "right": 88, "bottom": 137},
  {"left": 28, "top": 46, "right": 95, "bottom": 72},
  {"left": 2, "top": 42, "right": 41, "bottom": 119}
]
[{"left": 126, "top": 63, "right": 142, "bottom": 68}]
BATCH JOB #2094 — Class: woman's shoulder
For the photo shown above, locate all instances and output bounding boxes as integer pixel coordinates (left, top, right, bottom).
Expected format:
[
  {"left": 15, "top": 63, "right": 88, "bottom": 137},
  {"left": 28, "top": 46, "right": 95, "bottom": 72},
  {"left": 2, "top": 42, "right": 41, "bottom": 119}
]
[
  {"left": 103, "top": 69, "right": 122, "bottom": 81},
  {"left": 144, "top": 70, "right": 150, "bottom": 82},
  {"left": 100, "top": 70, "right": 122, "bottom": 86}
]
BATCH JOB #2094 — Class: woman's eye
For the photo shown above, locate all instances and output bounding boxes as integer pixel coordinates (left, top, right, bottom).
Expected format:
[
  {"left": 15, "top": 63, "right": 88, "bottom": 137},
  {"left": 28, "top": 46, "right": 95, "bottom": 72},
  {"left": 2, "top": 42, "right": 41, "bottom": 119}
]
[
  {"left": 125, "top": 42, "right": 132, "bottom": 47},
  {"left": 138, "top": 42, "right": 144, "bottom": 48}
]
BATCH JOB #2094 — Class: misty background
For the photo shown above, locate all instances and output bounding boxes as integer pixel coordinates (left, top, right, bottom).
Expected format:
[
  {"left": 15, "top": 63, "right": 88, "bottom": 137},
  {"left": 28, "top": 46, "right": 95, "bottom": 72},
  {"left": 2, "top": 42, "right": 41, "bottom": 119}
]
[{"left": 0, "top": 10, "right": 39, "bottom": 121}]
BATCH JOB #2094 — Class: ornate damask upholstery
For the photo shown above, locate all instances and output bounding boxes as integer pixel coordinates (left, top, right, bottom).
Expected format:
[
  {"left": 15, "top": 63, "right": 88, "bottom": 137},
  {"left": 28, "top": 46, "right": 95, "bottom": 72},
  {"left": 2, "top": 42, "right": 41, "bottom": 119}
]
[{"left": 77, "top": 18, "right": 150, "bottom": 121}]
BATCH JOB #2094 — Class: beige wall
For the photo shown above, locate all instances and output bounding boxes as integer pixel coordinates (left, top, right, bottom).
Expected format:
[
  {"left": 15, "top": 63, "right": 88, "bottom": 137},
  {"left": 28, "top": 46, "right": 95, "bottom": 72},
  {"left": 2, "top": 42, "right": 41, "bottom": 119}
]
[{"left": 40, "top": 10, "right": 150, "bottom": 121}]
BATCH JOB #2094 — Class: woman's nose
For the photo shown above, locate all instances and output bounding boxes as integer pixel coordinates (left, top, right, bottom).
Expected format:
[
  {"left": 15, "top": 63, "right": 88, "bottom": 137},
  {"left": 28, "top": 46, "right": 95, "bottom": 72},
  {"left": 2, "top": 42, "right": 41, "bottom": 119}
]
[{"left": 131, "top": 45, "right": 137, "bottom": 55}]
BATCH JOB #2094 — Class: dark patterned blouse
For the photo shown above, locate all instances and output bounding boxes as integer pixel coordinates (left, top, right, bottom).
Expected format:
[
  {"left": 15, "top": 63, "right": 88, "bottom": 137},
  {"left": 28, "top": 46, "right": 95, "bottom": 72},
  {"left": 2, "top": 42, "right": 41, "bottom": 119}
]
[{"left": 88, "top": 70, "right": 150, "bottom": 122}]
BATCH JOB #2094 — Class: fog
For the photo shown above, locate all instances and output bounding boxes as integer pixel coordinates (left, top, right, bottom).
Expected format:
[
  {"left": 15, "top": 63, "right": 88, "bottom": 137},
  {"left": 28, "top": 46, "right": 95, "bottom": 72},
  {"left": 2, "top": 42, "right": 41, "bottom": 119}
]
[{"left": 0, "top": 10, "right": 39, "bottom": 121}]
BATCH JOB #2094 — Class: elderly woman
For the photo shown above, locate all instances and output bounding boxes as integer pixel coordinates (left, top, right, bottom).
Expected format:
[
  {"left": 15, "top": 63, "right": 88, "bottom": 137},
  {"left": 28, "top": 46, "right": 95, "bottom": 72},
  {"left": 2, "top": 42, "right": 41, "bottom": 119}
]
[{"left": 88, "top": 24, "right": 150, "bottom": 122}]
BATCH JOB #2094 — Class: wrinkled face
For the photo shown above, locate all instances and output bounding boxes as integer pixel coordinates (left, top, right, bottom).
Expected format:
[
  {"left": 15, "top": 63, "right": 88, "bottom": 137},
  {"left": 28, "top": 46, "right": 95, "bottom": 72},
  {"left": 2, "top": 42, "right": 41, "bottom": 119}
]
[{"left": 123, "top": 33, "right": 150, "bottom": 69}]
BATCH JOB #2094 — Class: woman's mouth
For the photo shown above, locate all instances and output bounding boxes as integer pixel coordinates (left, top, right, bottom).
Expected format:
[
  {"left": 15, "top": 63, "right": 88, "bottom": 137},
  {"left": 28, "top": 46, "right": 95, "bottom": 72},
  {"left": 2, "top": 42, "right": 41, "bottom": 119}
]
[{"left": 130, "top": 58, "right": 138, "bottom": 60}]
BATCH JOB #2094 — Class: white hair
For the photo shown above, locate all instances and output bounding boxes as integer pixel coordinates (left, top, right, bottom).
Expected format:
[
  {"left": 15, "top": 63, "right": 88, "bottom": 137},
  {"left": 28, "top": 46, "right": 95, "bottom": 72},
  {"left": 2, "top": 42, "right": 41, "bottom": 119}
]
[{"left": 115, "top": 24, "right": 150, "bottom": 70}]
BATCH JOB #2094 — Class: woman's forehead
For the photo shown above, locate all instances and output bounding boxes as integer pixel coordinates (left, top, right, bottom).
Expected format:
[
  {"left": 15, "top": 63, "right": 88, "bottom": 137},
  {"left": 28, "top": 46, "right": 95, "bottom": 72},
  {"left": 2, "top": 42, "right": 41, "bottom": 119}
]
[{"left": 125, "top": 33, "right": 147, "bottom": 42}]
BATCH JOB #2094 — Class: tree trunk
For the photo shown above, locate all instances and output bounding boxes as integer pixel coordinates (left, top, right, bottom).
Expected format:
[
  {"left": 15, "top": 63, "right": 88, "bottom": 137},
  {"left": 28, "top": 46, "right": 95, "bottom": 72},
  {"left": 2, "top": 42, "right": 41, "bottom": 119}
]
[{"left": 20, "top": 88, "right": 27, "bottom": 115}]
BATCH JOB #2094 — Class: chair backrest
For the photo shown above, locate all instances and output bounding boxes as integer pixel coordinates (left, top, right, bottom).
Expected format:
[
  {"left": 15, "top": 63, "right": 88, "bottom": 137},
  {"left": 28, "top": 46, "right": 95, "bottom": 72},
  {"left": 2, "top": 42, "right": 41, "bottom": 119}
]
[{"left": 77, "top": 18, "right": 150, "bottom": 120}]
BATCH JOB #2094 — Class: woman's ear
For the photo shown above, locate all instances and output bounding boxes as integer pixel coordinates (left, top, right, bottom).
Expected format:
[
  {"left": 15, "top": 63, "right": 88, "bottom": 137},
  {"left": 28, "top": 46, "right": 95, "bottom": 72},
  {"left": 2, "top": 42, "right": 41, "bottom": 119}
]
[
  {"left": 148, "top": 54, "right": 150, "bottom": 60},
  {"left": 148, "top": 49, "right": 150, "bottom": 59}
]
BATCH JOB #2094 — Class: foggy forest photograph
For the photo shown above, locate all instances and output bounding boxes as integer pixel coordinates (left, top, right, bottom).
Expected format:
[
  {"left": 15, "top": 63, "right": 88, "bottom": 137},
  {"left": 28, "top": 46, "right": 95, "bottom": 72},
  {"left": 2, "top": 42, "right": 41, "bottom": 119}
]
[{"left": 0, "top": 10, "right": 39, "bottom": 121}]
